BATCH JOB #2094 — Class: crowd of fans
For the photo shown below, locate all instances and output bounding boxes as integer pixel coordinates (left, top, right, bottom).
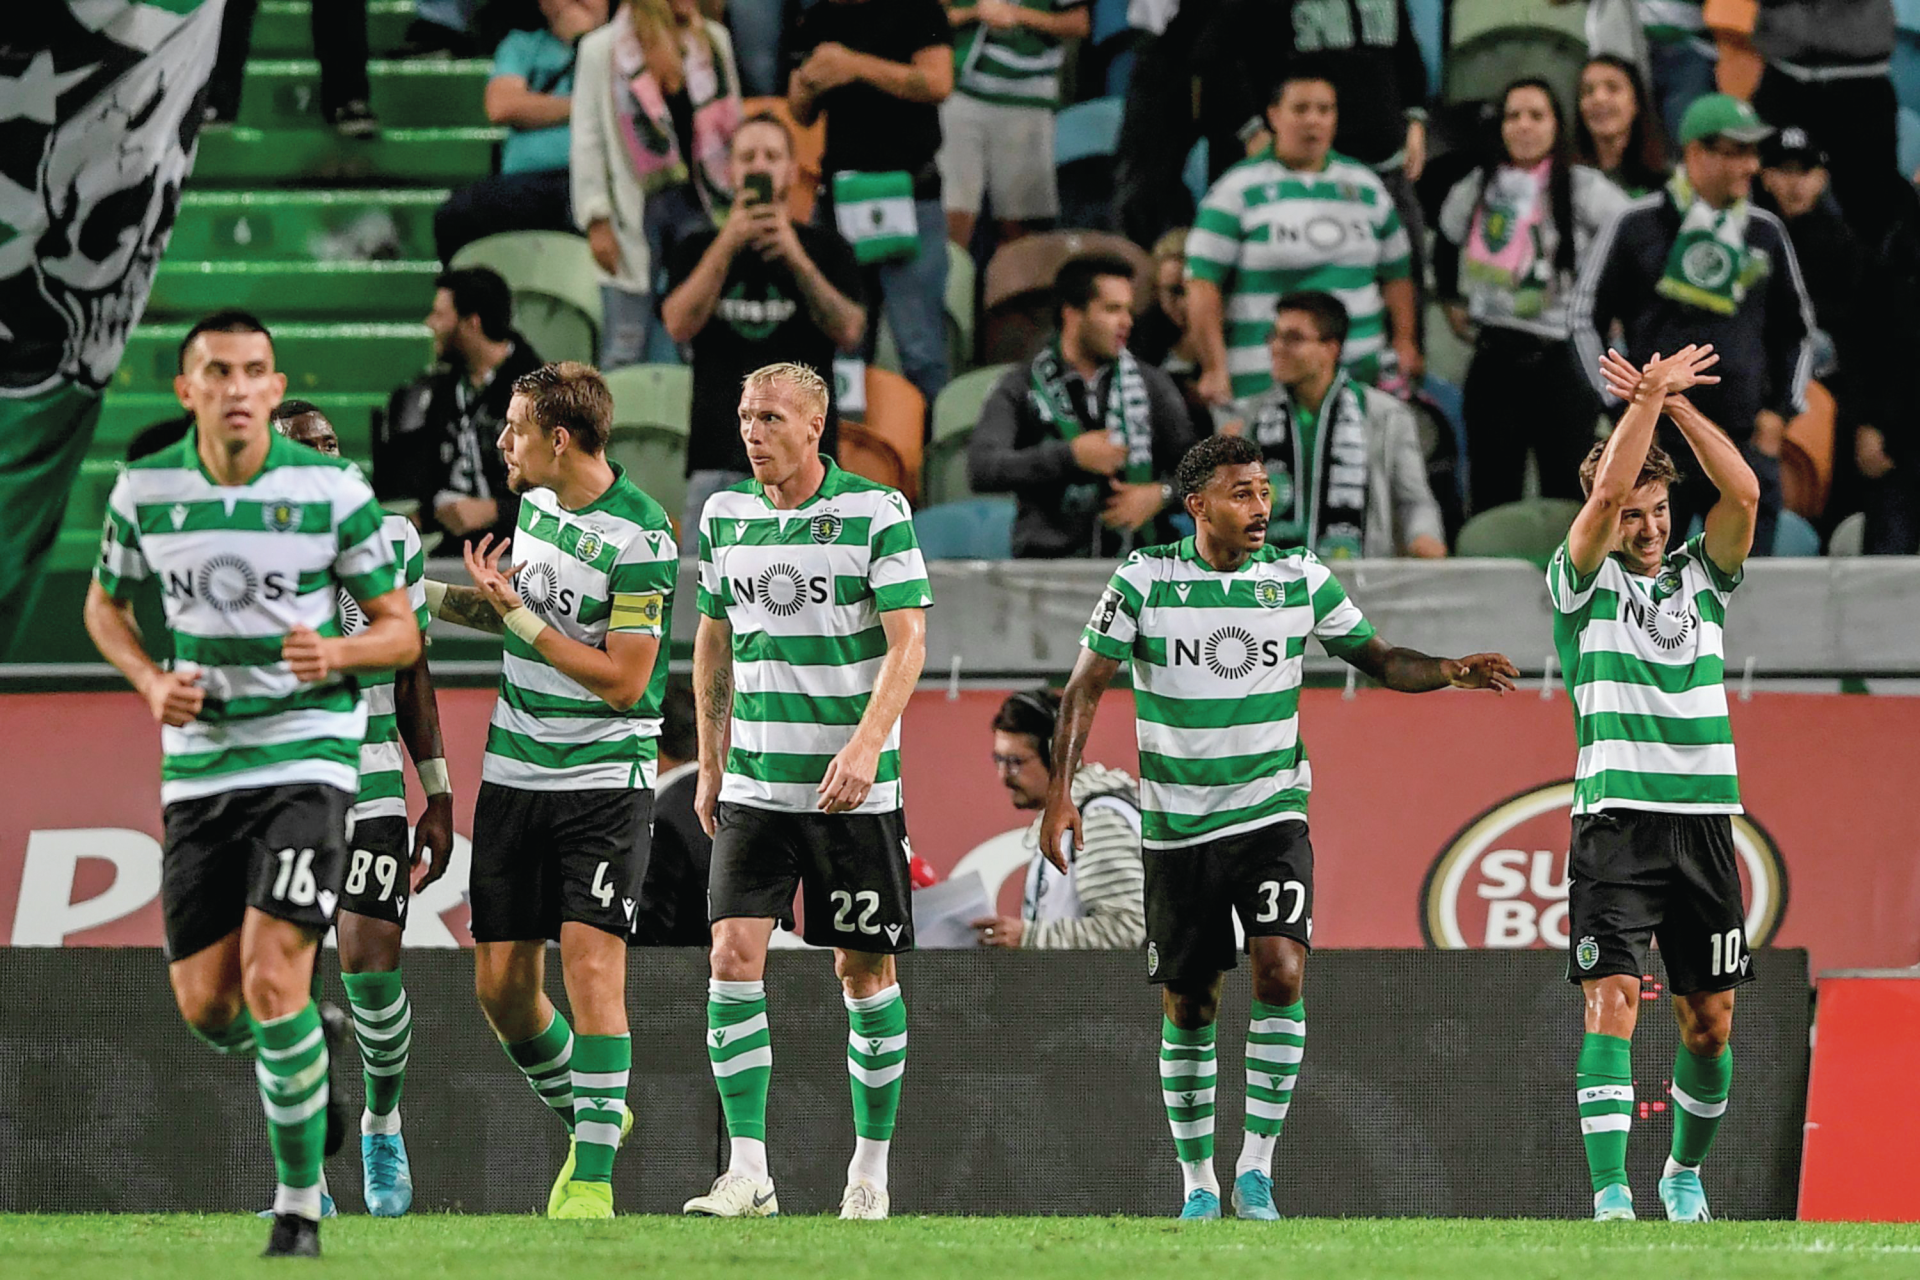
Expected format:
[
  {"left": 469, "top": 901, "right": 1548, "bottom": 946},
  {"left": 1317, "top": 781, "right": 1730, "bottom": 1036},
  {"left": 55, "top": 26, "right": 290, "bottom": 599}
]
[{"left": 209, "top": 0, "right": 1920, "bottom": 557}]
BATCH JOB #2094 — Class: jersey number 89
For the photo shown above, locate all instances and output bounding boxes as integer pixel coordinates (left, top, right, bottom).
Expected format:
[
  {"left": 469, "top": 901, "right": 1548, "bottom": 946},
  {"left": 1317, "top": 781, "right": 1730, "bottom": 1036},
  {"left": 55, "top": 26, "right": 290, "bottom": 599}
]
[{"left": 346, "top": 850, "right": 401, "bottom": 902}]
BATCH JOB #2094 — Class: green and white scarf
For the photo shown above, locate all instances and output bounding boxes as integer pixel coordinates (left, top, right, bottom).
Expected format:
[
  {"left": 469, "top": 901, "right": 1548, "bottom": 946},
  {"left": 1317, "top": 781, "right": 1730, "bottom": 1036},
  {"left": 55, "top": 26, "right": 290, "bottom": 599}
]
[
  {"left": 1029, "top": 342, "right": 1154, "bottom": 484},
  {"left": 1248, "top": 372, "right": 1371, "bottom": 560},
  {"left": 832, "top": 170, "right": 917, "bottom": 264},
  {"left": 1656, "top": 170, "right": 1770, "bottom": 316}
]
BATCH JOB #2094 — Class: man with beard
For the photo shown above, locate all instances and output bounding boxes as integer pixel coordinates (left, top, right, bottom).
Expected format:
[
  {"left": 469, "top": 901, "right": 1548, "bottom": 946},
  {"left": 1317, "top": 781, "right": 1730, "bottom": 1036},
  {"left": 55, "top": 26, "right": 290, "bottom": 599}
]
[
  {"left": 1042, "top": 433, "right": 1515, "bottom": 1221},
  {"left": 415, "top": 267, "right": 545, "bottom": 549}
]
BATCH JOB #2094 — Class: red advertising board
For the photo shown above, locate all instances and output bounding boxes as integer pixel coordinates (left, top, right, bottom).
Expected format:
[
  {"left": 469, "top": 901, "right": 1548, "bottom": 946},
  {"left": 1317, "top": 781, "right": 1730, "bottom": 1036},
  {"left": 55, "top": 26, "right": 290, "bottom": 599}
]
[{"left": 3, "top": 688, "right": 1916, "bottom": 971}]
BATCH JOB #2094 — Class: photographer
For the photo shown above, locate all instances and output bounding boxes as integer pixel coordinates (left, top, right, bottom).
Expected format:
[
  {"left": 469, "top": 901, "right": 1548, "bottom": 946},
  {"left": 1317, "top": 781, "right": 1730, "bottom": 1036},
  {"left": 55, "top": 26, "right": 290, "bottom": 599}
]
[{"left": 661, "top": 113, "right": 867, "bottom": 534}]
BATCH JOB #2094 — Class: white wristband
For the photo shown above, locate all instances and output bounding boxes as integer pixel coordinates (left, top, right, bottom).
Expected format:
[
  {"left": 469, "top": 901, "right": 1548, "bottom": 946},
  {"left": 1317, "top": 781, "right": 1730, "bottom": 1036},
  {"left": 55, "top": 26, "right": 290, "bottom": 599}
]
[
  {"left": 423, "top": 579, "right": 449, "bottom": 617},
  {"left": 415, "top": 757, "right": 451, "bottom": 797},
  {"left": 503, "top": 606, "right": 549, "bottom": 646}
]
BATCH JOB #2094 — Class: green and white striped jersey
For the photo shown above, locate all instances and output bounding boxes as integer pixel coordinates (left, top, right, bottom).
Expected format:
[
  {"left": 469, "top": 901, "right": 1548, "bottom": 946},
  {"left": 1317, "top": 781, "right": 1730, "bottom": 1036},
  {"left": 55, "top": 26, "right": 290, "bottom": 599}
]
[
  {"left": 1186, "top": 149, "right": 1412, "bottom": 398},
  {"left": 1548, "top": 533, "right": 1743, "bottom": 816},
  {"left": 482, "top": 464, "right": 677, "bottom": 792},
  {"left": 94, "top": 430, "right": 398, "bottom": 806},
  {"left": 338, "top": 515, "right": 430, "bottom": 820},
  {"left": 696, "top": 460, "right": 933, "bottom": 814},
  {"left": 1082, "top": 539, "right": 1376, "bottom": 849},
  {"left": 953, "top": 0, "right": 1086, "bottom": 109}
]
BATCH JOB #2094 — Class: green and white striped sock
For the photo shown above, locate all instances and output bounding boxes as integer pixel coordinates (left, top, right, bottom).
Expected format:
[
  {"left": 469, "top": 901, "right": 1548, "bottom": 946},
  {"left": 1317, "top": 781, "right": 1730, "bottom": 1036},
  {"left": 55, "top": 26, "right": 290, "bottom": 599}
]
[
  {"left": 1670, "top": 1045, "right": 1731, "bottom": 1169},
  {"left": 503, "top": 1009, "right": 575, "bottom": 1132},
  {"left": 189, "top": 1015, "right": 256, "bottom": 1057},
  {"left": 340, "top": 969, "right": 410, "bottom": 1134},
  {"left": 254, "top": 1002, "right": 330, "bottom": 1221},
  {"left": 570, "top": 1033, "right": 631, "bottom": 1183},
  {"left": 1577, "top": 1032, "right": 1634, "bottom": 1192},
  {"left": 845, "top": 985, "right": 907, "bottom": 1190},
  {"left": 1237, "top": 999, "right": 1304, "bottom": 1177},
  {"left": 708, "top": 979, "right": 772, "bottom": 1179},
  {"left": 1161, "top": 1017, "right": 1217, "bottom": 1193}
]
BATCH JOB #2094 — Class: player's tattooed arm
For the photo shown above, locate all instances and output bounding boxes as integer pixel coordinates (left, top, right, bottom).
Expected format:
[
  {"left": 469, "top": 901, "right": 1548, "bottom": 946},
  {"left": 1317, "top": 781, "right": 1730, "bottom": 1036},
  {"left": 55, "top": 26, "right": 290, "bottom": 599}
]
[
  {"left": 1040, "top": 648, "right": 1123, "bottom": 869},
  {"left": 692, "top": 614, "right": 735, "bottom": 836},
  {"left": 431, "top": 584, "right": 509, "bottom": 634},
  {"left": 1342, "top": 636, "right": 1519, "bottom": 694}
]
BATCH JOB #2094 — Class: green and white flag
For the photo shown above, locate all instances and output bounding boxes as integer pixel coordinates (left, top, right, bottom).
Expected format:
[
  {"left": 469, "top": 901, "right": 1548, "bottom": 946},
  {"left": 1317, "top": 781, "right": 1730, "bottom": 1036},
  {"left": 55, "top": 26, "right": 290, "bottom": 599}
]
[
  {"left": 833, "top": 170, "right": 918, "bottom": 265},
  {"left": 0, "top": 0, "right": 223, "bottom": 656}
]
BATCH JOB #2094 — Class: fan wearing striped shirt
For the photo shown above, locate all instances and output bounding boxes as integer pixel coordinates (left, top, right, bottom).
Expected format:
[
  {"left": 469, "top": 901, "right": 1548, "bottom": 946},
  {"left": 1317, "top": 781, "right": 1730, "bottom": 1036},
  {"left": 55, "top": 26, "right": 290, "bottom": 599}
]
[
  {"left": 1041, "top": 434, "right": 1516, "bottom": 1222},
  {"left": 83, "top": 312, "right": 422, "bottom": 1259},
  {"left": 424, "top": 362, "right": 678, "bottom": 1221},
  {"left": 1551, "top": 343, "right": 1760, "bottom": 1226}
]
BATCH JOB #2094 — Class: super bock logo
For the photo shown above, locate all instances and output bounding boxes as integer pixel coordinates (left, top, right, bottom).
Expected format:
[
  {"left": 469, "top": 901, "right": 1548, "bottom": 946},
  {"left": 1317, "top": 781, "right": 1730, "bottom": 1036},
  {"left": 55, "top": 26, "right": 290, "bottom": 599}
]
[{"left": 1420, "top": 781, "right": 1788, "bottom": 950}]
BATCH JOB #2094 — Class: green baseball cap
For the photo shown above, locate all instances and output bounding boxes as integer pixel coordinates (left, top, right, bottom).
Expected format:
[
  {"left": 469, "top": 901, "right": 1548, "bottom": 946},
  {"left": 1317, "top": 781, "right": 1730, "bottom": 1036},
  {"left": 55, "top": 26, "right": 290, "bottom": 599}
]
[{"left": 1678, "top": 94, "right": 1773, "bottom": 147}]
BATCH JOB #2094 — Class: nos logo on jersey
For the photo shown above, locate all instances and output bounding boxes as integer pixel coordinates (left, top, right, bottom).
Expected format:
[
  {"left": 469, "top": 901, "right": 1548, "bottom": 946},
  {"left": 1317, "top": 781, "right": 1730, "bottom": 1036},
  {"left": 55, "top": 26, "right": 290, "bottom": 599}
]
[
  {"left": 1419, "top": 781, "right": 1788, "bottom": 950},
  {"left": 1170, "top": 626, "right": 1288, "bottom": 678},
  {"left": 732, "top": 563, "right": 829, "bottom": 617},
  {"left": 518, "top": 563, "right": 576, "bottom": 619},
  {"left": 165, "top": 555, "right": 294, "bottom": 610}
]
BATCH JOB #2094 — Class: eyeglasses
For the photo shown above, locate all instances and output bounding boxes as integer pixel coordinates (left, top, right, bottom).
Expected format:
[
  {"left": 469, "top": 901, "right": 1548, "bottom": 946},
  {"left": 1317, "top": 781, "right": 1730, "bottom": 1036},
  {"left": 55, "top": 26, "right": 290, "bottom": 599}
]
[{"left": 992, "top": 754, "right": 1040, "bottom": 772}]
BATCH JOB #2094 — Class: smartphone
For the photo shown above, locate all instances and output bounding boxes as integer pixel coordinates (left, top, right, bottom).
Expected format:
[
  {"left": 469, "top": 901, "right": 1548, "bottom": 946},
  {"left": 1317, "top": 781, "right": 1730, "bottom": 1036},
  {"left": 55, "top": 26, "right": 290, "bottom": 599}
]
[{"left": 743, "top": 172, "right": 774, "bottom": 207}]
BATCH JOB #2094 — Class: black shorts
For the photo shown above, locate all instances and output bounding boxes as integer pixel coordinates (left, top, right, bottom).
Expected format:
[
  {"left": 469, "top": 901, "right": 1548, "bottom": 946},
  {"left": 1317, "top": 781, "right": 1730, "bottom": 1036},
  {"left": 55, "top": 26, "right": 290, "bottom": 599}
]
[
  {"left": 1566, "top": 808, "right": 1754, "bottom": 996},
  {"left": 340, "top": 815, "right": 409, "bottom": 927},
  {"left": 708, "top": 802, "right": 915, "bottom": 953},
  {"left": 1143, "top": 820, "right": 1314, "bottom": 985},
  {"left": 468, "top": 782, "right": 652, "bottom": 943},
  {"left": 160, "top": 783, "right": 351, "bottom": 962}
]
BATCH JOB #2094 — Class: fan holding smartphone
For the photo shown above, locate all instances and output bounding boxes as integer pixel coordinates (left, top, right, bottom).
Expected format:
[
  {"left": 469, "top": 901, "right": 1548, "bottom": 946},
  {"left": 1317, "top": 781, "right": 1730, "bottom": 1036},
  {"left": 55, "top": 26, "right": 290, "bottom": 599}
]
[{"left": 660, "top": 113, "right": 872, "bottom": 536}]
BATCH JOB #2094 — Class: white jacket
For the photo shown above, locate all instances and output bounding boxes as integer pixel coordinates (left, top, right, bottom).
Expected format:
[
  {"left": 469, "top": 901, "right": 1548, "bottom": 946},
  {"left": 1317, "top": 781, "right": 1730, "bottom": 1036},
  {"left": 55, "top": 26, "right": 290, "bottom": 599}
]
[{"left": 569, "top": 18, "right": 739, "bottom": 293}]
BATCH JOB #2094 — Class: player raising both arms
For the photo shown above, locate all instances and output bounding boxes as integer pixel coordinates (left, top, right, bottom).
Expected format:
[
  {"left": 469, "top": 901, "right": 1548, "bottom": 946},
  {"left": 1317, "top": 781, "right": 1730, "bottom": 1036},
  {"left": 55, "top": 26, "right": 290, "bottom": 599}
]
[
  {"left": 273, "top": 401, "right": 454, "bottom": 1217},
  {"left": 424, "top": 362, "right": 677, "bottom": 1220},
  {"left": 1042, "top": 434, "right": 1517, "bottom": 1221},
  {"left": 83, "top": 311, "right": 421, "bottom": 1258},
  {"left": 684, "top": 363, "right": 931, "bottom": 1222},
  {"left": 1553, "top": 344, "right": 1758, "bottom": 1223}
]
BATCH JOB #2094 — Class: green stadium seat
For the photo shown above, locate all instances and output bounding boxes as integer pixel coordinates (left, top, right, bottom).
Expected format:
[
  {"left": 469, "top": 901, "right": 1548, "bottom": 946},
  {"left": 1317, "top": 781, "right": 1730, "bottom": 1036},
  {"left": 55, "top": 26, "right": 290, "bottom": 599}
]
[
  {"left": 169, "top": 190, "right": 445, "bottom": 262},
  {"left": 191, "top": 127, "right": 503, "bottom": 185},
  {"left": 1444, "top": 25, "right": 1586, "bottom": 110},
  {"left": 63, "top": 457, "right": 126, "bottom": 537},
  {"left": 251, "top": 0, "right": 416, "bottom": 58},
  {"left": 604, "top": 365, "right": 694, "bottom": 527},
  {"left": 451, "top": 232, "right": 604, "bottom": 367},
  {"left": 236, "top": 59, "right": 488, "bottom": 130},
  {"left": 1454, "top": 498, "right": 1585, "bottom": 563},
  {"left": 113, "top": 324, "right": 431, "bottom": 398},
  {"left": 146, "top": 260, "right": 440, "bottom": 321},
  {"left": 920, "top": 363, "right": 1011, "bottom": 507},
  {"left": 931, "top": 363, "right": 1011, "bottom": 446}
]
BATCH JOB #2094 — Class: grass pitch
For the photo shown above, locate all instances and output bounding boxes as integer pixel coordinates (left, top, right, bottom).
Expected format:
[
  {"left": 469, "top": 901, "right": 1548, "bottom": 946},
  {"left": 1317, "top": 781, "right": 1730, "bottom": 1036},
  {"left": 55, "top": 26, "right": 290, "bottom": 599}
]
[{"left": 3, "top": 1215, "right": 1917, "bottom": 1280}]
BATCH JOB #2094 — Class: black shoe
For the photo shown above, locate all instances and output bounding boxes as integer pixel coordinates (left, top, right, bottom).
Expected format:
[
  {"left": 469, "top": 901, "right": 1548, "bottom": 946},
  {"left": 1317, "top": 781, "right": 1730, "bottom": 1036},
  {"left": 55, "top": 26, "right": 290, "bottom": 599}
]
[
  {"left": 326, "top": 99, "right": 379, "bottom": 138},
  {"left": 318, "top": 1001, "right": 349, "bottom": 1158},
  {"left": 262, "top": 1213, "right": 321, "bottom": 1258}
]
